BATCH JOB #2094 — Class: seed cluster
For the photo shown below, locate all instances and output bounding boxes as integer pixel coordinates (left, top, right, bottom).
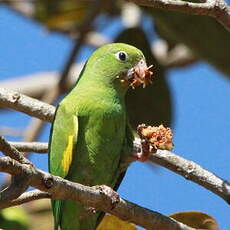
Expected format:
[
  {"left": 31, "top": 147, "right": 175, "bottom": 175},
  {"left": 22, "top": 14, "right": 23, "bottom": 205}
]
[{"left": 137, "top": 124, "right": 174, "bottom": 151}]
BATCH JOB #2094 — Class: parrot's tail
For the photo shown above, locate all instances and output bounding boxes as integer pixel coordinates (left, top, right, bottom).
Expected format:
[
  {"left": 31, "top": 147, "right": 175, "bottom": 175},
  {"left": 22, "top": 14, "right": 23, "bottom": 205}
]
[
  {"left": 52, "top": 199, "right": 102, "bottom": 230},
  {"left": 52, "top": 200, "right": 62, "bottom": 230}
]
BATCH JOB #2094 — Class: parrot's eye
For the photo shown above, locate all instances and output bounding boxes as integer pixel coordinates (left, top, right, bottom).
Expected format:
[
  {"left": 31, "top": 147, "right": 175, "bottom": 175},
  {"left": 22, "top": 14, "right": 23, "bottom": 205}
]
[
  {"left": 139, "top": 59, "right": 145, "bottom": 66},
  {"left": 115, "top": 51, "right": 128, "bottom": 62}
]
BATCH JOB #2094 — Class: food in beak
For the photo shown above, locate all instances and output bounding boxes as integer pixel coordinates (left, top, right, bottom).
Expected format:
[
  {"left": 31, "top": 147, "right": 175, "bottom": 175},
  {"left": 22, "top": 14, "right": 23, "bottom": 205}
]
[{"left": 121, "top": 59, "right": 153, "bottom": 89}]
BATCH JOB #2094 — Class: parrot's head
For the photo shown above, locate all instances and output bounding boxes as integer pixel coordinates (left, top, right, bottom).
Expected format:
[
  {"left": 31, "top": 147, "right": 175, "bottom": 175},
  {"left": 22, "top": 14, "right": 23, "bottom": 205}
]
[{"left": 86, "top": 43, "right": 153, "bottom": 91}]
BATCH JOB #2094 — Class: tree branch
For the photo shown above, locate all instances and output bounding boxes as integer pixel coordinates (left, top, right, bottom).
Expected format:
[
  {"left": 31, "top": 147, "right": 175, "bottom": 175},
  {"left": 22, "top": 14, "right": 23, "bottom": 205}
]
[
  {"left": 129, "top": 0, "right": 230, "bottom": 31},
  {"left": 0, "top": 156, "right": 194, "bottom": 230},
  {"left": 0, "top": 136, "right": 30, "bottom": 164},
  {"left": 0, "top": 88, "right": 55, "bottom": 122},
  {"left": 0, "top": 175, "right": 29, "bottom": 201},
  {"left": 0, "top": 136, "right": 31, "bottom": 200},
  {"left": 0, "top": 190, "right": 50, "bottom": 209},
  {"left": 9, "top": 141, "right": 48, "bottom": 153}
]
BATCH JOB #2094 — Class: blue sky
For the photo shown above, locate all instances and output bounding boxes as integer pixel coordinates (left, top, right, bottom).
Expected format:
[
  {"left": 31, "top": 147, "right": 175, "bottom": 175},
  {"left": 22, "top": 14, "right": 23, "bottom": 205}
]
[{"left": 0, "top": 5, "right": 230, "bottom": 229}]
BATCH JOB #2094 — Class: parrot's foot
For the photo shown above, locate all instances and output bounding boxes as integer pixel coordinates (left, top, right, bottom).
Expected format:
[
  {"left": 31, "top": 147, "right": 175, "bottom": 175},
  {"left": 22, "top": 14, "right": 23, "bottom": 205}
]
[
  {"left": 94, "top": 185, "right": 120, "bottom": 210},
  {"left": 132, "top": 139, "right": 156, "bottom": 162},
  {"left": 85, "top": 207, "right": 97, "bottom": 214},
  {"left": 132, "top": 151, "right": 151, "bottom": 162},
  {"left": 134, "top": 124, "right": 174, "bottom": 162}
]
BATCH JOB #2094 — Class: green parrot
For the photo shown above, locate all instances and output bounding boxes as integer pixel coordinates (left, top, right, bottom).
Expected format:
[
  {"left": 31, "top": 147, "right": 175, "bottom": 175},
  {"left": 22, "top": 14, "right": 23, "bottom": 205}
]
[{"left": 49, "top": 43, "right": 152, "bottom": 230}]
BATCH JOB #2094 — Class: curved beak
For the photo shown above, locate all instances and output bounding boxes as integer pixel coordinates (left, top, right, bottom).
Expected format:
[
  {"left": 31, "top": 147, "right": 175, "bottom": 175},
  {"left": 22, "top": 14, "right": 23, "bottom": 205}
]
[{"left": 122, "top": 59, "right": 153, "bottom": 89}]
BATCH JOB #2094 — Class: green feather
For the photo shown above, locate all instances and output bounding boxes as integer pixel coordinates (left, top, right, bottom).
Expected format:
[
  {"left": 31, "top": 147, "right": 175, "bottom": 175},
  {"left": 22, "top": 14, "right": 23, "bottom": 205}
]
[{"left": 49, "top": 43, "right": 146, "bottom": 230}]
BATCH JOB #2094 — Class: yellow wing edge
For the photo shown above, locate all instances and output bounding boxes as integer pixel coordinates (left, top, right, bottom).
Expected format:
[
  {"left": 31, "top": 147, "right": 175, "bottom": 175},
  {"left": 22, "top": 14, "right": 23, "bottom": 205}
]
[{"left": 60, "top": 115, "right": 78, "bottom": 176}]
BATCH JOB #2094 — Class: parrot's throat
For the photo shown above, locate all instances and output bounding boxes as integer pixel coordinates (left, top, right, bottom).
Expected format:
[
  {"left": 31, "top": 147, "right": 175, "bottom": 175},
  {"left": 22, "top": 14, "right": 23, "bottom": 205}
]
[{"left": 120, "top": 59, "right": 153, "bottom": 89}]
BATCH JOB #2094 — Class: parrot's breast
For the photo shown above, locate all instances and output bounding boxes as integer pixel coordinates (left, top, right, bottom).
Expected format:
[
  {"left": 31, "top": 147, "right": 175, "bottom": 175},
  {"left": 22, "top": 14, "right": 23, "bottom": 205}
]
[{"left": 67, "top": 96, "right": 126, "bottom": 188}]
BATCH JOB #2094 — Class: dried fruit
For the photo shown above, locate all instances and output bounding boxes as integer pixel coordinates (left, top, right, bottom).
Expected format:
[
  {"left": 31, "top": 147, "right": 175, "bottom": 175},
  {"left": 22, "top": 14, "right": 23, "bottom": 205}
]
[{"left": 137, "top": 124, "right": 174, "bottom": 151}]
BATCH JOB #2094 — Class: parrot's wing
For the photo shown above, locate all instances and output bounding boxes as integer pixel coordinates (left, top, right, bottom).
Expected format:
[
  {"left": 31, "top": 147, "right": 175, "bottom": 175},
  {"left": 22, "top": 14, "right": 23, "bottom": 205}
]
[
  {"left": 48, "top": 104, "right": 79, "bottom": 230},
  {"left": 49, "top": 104, "right": 78, "bottom": 178}
]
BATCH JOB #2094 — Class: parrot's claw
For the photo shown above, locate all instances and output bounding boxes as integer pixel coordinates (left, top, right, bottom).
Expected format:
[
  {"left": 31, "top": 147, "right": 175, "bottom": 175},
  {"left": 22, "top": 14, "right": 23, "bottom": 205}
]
[
  {"left": 86, "top": 207, "right": 97, "bottom": 214},
  {"left": 132, "top": 151, "right": 151, "bottom": 162},
  {"left": 132, "top": 138, "right": 157, "bottom": 162},
  {"left": 95, "top": 185, "right": 120, "bottom": 210}
]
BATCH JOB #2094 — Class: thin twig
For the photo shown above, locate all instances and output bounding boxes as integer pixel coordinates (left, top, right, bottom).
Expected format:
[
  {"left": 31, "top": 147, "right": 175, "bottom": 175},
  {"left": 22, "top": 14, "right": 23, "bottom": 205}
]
[
  {"left": 0, "top": 190, "right": 50, "bottom": 209},
  {"left": 129, "top": 0, "right": 230, "bottom": 31},
  {"left": 0, "top": 136, "right": 31, "bottom": 200},
  {"left": 9, "top": 141, "right": 48, "bottom": 153},
  {"left": 0, "top": 136, "right": 30, "bottom": 164},
  {"left": 0, "top": 175, "right": 29, "bottom": 201}
]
